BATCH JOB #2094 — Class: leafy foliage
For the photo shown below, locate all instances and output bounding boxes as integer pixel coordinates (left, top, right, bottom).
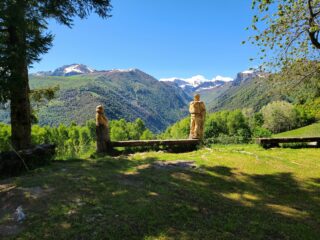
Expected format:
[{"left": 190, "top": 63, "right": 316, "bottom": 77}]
[
  {"left": 261, "top": 101, "right": 300, "bottom": 133},
  {"left": 0, "top": 118, "right": 153, "bottom": 158},
  {"left": 162, "top": 110, "right": 253, "bottom": 144},
  {"left": 248, "top": 0, "right": 320, "bottom": 68},
  {"left": 161, "top": 117, "right": 190, "bottom": 139},
  {"left": 163, "top": 101, "right": 316, "bottom": 144}
]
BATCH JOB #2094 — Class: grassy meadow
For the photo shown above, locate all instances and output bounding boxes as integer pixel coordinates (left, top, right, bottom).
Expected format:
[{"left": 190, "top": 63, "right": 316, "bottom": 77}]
[
  {"left": 1, "top": 145, "right": 319, "bottom": 239},
  {"left": 274, "top": 122, "right": 320, "bottom": 138}
]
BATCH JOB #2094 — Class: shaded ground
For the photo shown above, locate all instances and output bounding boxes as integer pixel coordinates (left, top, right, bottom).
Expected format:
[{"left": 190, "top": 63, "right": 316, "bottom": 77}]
[{"left": 0, "top": 145, "right": 319, "bottom": 240}]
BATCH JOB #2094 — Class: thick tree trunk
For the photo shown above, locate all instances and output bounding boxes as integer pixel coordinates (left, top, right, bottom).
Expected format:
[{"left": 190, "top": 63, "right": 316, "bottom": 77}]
[
  {"left": 7, "top": 2, "right": 32, "bottom": 150},
  {"left": 96, "top": 125, "right": 112, "bottom": 153},
  {"left": 10, "top": 65, "right": 32, "bottom": 150}
]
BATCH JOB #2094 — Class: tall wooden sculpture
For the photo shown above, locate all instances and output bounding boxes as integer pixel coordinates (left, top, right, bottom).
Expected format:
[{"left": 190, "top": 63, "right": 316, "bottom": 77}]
[
  {"left": 189, "top": 94, "right": 206, "bottom": 139},
  {"left": 96, "top": 105, "right": 111, "bottom": 153}
]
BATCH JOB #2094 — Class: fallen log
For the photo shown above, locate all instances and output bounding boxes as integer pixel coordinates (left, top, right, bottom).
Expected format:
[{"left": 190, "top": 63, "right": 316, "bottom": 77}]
[{"left": 0, "top": 144, "right": 55, "bottom": 178}]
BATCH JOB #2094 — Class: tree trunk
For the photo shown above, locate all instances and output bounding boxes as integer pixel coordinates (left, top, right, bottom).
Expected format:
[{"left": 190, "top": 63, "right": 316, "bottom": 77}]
[
  {"left": 7, "top": 2, "right": 32, "bottom": 150},
  {"left": 10, "top": 65, "right": 32, "bottom": 150},
  {"left": 96, "top": 125, "right": 112, "bottom": 154}
]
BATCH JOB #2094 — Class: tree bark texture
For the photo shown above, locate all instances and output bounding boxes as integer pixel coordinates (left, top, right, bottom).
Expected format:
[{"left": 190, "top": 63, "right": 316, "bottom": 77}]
[
  {"left": 96, "top": 125, "right": 112, "bottom": 153},
  {"left": 8, "top": 2, "right": 32, "bottom": 150}
]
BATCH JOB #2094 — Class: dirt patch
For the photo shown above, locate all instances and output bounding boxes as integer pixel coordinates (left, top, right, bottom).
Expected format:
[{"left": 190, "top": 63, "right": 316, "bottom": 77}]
[{"left": 153, "top": 160, "right": 197, "bottom": 170}]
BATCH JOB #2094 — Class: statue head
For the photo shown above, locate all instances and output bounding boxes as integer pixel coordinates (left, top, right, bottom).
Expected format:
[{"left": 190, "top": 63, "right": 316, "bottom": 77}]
[
  {"left": 96, "top": 105, "right": 104, "bottom": 114},
  {"left": 194, "top": 94, "right": 200, "bottom": 101}
]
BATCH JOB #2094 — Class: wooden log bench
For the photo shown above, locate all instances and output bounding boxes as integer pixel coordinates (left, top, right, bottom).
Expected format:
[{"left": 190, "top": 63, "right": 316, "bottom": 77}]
[
  {"left": 110, "top": 139, "right": 200, "bottom": 152},
  {"left": 256, "top": 137, "right": 320, "bottom": 149}
]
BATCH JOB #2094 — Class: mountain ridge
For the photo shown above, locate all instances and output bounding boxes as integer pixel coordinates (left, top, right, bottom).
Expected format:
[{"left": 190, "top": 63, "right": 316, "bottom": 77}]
[
  {"left": 12, "top": 67, "right": 191, "bottom": 132},
  {"left": 2, "top": 64, "right": 291, "bottom": 132}
]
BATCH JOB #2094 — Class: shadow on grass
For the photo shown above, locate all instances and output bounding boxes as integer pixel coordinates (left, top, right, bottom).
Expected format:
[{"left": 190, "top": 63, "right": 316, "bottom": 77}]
[{"left": 1, "top": 155, "right": 319, "bottom": 239}]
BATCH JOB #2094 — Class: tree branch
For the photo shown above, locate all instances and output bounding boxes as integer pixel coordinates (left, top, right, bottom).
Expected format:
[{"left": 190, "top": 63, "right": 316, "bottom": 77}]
[
  {"left": 308, "top": 0, "right": 320, "bottom": 49},
  {"left": 308, "top": 0, "right": 316, "bottom": 17}
]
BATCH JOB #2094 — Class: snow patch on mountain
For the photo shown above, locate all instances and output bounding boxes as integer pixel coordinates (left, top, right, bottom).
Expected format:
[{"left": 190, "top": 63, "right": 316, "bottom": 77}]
[
  {"left": 160, "top": 74, "right": 233, "bottom": 87},
  {"left": 31, "top": 64, "right": 96, "bottom": 77},
  {"left": 242, "top": 70, "right": 254, "bottom": 74},
  {"left": 109, "top": 68, "right": 138, "bottom": 73},
  {"left": 213, "top": 75, "right": 233, "bottom": 82},
  {"left": 63, "top": 64, "right": 94, "bottom": 74},
  {"left": 232, "top": 69, "right": 267, "bottom": 86}
]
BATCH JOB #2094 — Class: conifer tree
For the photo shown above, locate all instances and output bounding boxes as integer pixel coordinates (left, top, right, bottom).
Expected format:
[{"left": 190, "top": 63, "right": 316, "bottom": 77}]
[{"left": 0, "top": 0, "right": 112, "bottom": 149}]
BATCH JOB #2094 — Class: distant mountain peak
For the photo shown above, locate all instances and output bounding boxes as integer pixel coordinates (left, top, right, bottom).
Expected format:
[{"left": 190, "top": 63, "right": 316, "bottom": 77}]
[
  {"left": 232, "top": 69, "right": 267, "bottom": 86},
  {"left": 52, "top": 64, "right": 95, "bottom": 76},
  {"left": 241, "top": 70, "right": 254, "bottom": 74},
  {"left": 31, "top": 64, "right": 96, "bottom": 77},
  {"left": 109, "top": 68, "right": 139, "bottom": 73},
  {"left": 159, "top": 74, "right": 233, "bottom": 93}
]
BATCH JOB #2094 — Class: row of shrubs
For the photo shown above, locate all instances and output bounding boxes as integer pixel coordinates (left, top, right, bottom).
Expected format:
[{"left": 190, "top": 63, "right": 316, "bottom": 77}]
[
  {"left": 162, "top": 101, "right": 316, "bottom": 144},
  {"left": 0, "top": 118, "right": 153, "bottom": 159}
]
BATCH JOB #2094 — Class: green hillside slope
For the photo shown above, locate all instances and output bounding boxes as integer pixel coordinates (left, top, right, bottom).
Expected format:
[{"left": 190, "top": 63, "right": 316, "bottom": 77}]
[
  {"left": 0, "top": 69, "right": 191, "bottom": 132},
  {"left": 274, "top": 122, "right": 320, "bottom": 137},
  {"left": 199, "top": 84, "right": 230, "bottom": 105},
  {"left": 207, "top": 74, "right": 320, "bottom": 113},
  {"left": 207, "top": 77, "right": 285, "bottom": 112}
]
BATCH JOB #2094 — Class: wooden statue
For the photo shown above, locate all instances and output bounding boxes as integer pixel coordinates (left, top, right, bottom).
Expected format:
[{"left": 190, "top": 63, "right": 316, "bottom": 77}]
[
  {"left": 189, "top": 94, "right": 206, "bottom": 139},
  {"left": 96, "top": 105, "right": 111, "bottom": 153}
]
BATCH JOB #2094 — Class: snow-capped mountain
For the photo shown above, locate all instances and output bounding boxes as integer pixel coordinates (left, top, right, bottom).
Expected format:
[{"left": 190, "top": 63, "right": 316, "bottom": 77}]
[
  {"left": 30, "top": 64, "right": 266, "bottom": 95},
  {"left": 107, "top": 68, "right": 139, "bottom": 73},
  {"left": 32, "top": 64, "right": 96, "bottom": 77},
  {"left": 52, "top": 64, "right": 95, "bottom": 76},
  {"left": 31, "top": 65, "right": 144, "bottom": 77},
  {"left": 232, "top": 69, "right": 267, "bottom": 86},
  {"left": 160, "top": 75, "right": 233, "bottom": 93},
  {"left": 160, "top": 69, "right": 268, "bottom": 94}
]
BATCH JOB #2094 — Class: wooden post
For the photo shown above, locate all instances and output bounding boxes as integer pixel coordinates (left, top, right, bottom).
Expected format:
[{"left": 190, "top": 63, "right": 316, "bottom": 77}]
[{"left": 95, "top": 105, "right": 112, "bottom": 154}]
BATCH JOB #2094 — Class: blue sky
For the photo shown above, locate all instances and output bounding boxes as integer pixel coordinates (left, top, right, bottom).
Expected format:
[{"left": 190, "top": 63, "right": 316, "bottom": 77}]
[{"left": 31, "top": 0, "right": 259, "bottom": 80}]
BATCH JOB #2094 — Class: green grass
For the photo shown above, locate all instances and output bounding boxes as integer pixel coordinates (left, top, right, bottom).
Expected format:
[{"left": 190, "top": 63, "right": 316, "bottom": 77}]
[
  {"left": 274, "top": 122, "right": 320, "bottom": 137},
  {"left": 1, "top": 145, "right": 320, "bottom": 239},
  {"left": 29, "top": 75, "right": 96, "bottom": 89}
]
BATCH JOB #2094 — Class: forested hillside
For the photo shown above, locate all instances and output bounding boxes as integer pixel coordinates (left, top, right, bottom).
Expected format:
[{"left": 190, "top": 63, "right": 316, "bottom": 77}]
[
  {"left": 0, "top": 68, "right": 191, "bottom": 132},
  {"left": 203, "top": 62, "right": 320, "bottom": 114}
]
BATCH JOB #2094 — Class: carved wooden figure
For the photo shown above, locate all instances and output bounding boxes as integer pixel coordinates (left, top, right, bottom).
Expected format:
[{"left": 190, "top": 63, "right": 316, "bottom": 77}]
[
  {"left": 189, "top": 94, "right": 206, "bottom": 139},
  {"left": 96, "top": 105, "right": 111, "bottom": 153}
]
